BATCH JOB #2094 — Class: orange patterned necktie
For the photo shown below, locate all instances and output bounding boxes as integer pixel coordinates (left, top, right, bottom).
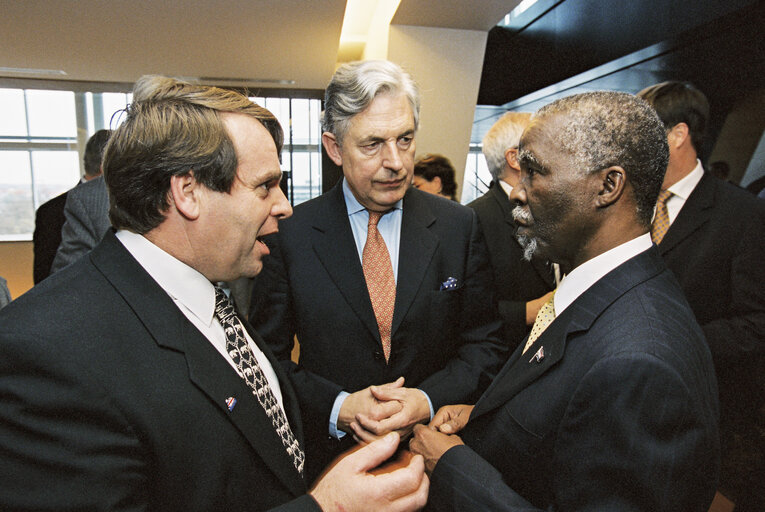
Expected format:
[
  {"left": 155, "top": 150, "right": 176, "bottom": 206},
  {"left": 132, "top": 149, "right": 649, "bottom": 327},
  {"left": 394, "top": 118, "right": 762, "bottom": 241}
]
[
  {"left": 651, "top": 189, "right": 674, "bottom": 245},
  {"left": 523, "top": 291, "right": 556, "bottom": 354},
  {"left": 362, "top": 210, "right": 396, "bottom": 361}
]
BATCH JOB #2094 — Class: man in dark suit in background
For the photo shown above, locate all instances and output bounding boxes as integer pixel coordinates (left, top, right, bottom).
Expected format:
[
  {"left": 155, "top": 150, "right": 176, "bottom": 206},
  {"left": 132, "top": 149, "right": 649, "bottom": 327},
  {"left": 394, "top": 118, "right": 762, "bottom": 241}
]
[
  {"left": 249, "top": 60, "right": 506, "bottom": 482},
  {"left": 50, "top": 174, "right": 111, "bottom": 274},
  {"left": 639, "top": 81, "right": 765, "bottom": 511},
  {"left": 0, "top": 76, "right": 428, "bottom": 512},
  {"left": 411, "top": 91, "right": 720, "bottom": 511},
  {"left": 468, "top": 112, "right": 556, "bottom": 347},
  {"left": 32, "top": 129, "right": 110, "bottom": 283}
]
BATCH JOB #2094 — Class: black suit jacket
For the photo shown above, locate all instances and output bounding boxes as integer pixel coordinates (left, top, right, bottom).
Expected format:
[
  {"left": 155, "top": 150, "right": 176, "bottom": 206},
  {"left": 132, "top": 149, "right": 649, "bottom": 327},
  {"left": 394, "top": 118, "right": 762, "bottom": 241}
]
[
  {"left": 658, "top": 172, "right": 765, "bottom": 507},
  {"left": 468, "top": 182, "right": 555, "bottom": 347},
  {"left": 32, "top": 184, "right": 76, "bottom": 283},
  {"left": 0, "top": 231, "right": 319, "bottom": 512},
  {"left": 427, "top": 247, "right": 720, "bottom": 511},
  {"left": 249, "top": 184, "right": 507, "bottom": 480}
]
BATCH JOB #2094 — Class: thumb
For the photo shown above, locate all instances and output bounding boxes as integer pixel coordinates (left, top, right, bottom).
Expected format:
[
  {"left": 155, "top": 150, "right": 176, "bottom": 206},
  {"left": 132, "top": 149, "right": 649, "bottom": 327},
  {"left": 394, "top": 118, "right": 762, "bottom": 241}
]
[{"left": 349, "top": 432, "right": 399, "bottom": 472}]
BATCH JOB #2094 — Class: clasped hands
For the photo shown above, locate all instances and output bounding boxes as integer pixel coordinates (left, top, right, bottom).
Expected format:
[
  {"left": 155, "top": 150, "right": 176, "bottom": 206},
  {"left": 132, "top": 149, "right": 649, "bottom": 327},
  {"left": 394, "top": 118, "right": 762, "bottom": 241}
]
[
  {"left": 339, "top": 377, "right": 473, "bottom": 476},
  {"left": 339, "top": 377, "right": 431, "bottom": 442}
]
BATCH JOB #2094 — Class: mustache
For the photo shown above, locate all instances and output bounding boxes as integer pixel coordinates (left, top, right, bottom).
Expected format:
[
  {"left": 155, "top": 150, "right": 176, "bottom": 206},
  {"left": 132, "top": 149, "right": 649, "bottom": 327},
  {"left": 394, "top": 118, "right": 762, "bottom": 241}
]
[{"left": 512, "top": 205, "right": 533, "bottom": 224}]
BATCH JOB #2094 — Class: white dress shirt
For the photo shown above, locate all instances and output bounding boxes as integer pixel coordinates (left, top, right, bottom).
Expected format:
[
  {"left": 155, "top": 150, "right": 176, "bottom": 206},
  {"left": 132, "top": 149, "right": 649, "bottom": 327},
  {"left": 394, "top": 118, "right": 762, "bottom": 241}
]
[
  {"left": 554, "top": 234, "right": 653, "bottom": 316},
  {"left": 115, "top": 230, "right": 286, "bottom": 414},
  {"left": 665, "top": 159, "right": 704, "bottom": 225}
]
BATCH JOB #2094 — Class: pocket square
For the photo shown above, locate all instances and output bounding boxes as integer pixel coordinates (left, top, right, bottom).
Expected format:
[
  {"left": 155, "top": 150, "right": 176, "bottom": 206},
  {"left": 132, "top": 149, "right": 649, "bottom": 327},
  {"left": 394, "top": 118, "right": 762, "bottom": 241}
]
[{"left": 440, "top": 277, "right": 458, "bottom": 291}]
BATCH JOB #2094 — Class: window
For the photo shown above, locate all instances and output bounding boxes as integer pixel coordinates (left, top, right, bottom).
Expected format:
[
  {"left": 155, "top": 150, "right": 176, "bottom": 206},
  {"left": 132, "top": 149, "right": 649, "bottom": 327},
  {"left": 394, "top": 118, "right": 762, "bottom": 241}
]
[
  {"left": 251, "top": 96, "right": 323, "bottom": 206},
  {"left": 0, "top": 84, "right": 323, "bottom": 241},
  {"left": 460, "top": 144, "right": 492, "bottom": 205},
  {"left": 0, "top": 86, "right": 131, "bottom": 241}
]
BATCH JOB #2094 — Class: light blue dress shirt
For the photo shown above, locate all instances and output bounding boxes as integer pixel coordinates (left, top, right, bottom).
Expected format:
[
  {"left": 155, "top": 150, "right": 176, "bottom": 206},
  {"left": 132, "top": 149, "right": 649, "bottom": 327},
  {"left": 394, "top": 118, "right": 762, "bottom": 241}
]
[{"left": 328, "top": 179, "right": 433, "bottom": 439}]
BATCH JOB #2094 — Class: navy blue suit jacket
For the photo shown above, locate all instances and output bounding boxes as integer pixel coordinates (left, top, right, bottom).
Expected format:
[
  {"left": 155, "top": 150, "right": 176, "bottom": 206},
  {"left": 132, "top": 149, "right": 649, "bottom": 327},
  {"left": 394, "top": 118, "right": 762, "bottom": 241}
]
[
  {"left": 427, "top": 247, "right": 720, "bottom": 511},
  {"left": 249, "top": 183, "right": 507, "bottom": 480},
  {"left": 0, "top": 231, "right": 318, "bottom": 512}
]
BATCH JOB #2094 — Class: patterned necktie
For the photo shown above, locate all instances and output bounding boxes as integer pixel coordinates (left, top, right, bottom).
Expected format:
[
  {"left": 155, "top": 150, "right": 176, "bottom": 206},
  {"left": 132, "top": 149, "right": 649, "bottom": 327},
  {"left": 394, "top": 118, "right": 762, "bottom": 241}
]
[
  {"left": 362, "top": 210, "right": 396, "bottom": 361},
  {"left": 651, "top": 189, "right": 674, "bottom": 245},
  {"left": 523, "top": 292, "right": 556, "bottom": 354},
  {"left": 213, "top": 287, "right": 304, "bottom": 475}
]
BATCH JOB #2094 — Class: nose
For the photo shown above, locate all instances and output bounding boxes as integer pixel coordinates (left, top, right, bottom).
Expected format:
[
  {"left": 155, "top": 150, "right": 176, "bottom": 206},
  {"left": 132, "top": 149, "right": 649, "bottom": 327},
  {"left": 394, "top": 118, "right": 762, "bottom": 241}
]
[
  {"left": 381, "top": 140, "right": 404, "bottom": 172},
  {"left": 509, "top": 180, "right": 527, "bottom": 206},
  {"left": 272, "top": 185, "right": 293, "bottom": 219}
]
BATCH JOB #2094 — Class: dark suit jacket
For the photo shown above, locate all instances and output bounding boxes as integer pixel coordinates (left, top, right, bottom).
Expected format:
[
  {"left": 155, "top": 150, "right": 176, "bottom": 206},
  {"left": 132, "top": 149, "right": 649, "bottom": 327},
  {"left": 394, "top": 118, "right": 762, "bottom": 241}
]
[
  {"left": 427, "top": 247, "right": 720, "bottom": 512},
  {"left": 658, "top": 172, "right": 765, "bottom": 508},
  {"left": 468, "top": 182, "right": 555, "bottom": 347},
  {"left": 51, "top": 175, "right": 111, "bottom": 274},
  {"left": 0, "top": 231, "right": 319, "bottom": 512},
  {"left": 249, "top": 184, "right": 507, "bottom": 480},
  {"left": 32, "top": 184, "right": 76, "bottom": 283}
]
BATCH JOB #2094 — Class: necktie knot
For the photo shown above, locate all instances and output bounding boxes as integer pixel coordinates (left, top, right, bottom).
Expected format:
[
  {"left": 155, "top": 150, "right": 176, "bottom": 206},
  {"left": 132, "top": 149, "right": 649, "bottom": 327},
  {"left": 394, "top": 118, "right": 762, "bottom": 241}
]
[
  {"left": 651, "top": 189, "right": 674, "bottom": 245},
  {"left": 523, "top": 291, "right": 556, "bottom": 354},
  {"left": 368, "top": 210, "right": 384, "bottom": 226},
  {"left": 213, "top": 287, "right": 236, "bottom": 323},
  {"left": 657, "top": 189, "right": 673, "bottom": 205}
]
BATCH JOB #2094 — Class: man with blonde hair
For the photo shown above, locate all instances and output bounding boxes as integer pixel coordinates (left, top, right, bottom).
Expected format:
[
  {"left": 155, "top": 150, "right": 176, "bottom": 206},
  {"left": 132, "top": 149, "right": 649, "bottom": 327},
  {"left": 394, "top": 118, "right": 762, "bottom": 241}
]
[
  {"left": 469, "top": 112, "right": 556, "bottom": 347},
  {"left": 0, "top": 76, "right": 428, "bottom": 512}
]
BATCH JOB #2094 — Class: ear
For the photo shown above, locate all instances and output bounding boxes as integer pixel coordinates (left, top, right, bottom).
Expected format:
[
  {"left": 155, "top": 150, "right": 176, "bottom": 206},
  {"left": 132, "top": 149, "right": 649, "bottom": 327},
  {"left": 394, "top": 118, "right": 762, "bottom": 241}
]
[
  {"left": 322, "top": 132, "right": 343, "bottom": 167},
  {"left": 169, "top": 171, "right": 201, "bottom": 220},
  {"left": 432, "top": 176, "right": 443, "bottom": 192},
  {"left": 596, "top": 166, "right": 625, "bottom": 208},
  {"left": 505, "top": 148, "right": 521, "bottom": 172},
  {"left": 668, "top": 122, "right": 690, "bottom": 149}
]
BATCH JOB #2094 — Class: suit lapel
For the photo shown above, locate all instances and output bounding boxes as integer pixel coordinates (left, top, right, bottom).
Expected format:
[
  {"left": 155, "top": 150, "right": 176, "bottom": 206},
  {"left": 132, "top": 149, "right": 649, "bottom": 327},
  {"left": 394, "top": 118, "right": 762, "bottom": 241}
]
[
  {"left": 310, "top": 183, "right": 381, "bottom": 341},
  {"left": 659, "top": 173, "right": 715, "bottom": 255},
  {"left": 90, "top": 232, "right": 305, "bottom": 495},
  {"left": 393, "top": 189, "right": 439, "bottom": 335},
  {"left": 471, "top": 247, "right": 666, "bottom": 420},
  {"left": 491, "top": 183, "right": 555, "bottom": 288}
]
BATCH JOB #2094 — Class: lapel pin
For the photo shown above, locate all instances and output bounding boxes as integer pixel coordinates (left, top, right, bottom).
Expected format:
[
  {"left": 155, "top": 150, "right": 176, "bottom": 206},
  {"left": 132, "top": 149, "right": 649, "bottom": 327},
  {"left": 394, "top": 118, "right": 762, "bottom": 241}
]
[
  {"left": 225, "top": 396, "right": 237, "bottom": 412},
  {"left": 440, "top": 277, "right": 458, "bottom": 291},
  {"left": 529, "top": 346, "right": 545, "bottom": 364}
]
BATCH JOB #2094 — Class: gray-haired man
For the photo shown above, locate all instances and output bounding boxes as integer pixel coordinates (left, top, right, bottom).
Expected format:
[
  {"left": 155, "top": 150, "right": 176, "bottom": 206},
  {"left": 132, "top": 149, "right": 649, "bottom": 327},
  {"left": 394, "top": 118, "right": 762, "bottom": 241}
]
[{"left": 249, "top": 59, "right": 507, "bottom": 482}]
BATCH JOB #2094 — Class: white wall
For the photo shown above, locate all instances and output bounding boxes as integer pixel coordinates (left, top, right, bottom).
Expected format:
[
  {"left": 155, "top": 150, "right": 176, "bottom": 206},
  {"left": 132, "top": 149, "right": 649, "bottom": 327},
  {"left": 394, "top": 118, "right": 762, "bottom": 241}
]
[{"left": 387, "top": 25, "right": 487, "bottom": 201}]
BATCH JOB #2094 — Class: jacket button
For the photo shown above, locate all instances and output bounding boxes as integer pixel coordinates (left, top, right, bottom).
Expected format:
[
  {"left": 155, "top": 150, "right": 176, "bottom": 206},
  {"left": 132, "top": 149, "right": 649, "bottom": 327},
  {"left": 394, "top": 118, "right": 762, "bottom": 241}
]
[{"left": 373, "top": 350, "right": 383, "bottom": 360}]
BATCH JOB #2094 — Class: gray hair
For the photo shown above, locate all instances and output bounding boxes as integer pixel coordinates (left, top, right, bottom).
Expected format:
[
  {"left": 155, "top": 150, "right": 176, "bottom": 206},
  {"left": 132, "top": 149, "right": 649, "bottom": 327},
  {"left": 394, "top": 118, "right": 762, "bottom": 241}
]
[
  {"left": 482, "top": 112, "right": 531, "bottom": 180},
  {"left": 322, "top": 60, "right": 420, "bottom": 144},
  {"left": 530, "top": 91, "right": 669, "bottom": 226}
]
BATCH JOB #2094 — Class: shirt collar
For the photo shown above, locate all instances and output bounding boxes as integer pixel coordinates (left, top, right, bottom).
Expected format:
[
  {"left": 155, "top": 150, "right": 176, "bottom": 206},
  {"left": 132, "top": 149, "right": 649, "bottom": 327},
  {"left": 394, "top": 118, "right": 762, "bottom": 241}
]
[
  {"left": 668, "top": 159, "right": 704, "bottom": 200},
  {"left": 498, "top": 179, "right": 514, "bottom": 198},
  {"left": 342, "top": 177, "right": 403, "bottom": 215},
  {"left": 115, "top": 230, "right": 217, "bottom": 326},
  {"left": 554, "top": 233, "right": 652, "bottom": 315}
]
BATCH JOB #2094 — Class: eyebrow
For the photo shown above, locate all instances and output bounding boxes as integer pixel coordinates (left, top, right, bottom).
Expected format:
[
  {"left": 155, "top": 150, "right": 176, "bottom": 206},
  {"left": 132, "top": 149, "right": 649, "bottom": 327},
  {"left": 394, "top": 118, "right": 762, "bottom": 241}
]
[{"left": 358, "top": 128, "right": 415, "bottom": 145}]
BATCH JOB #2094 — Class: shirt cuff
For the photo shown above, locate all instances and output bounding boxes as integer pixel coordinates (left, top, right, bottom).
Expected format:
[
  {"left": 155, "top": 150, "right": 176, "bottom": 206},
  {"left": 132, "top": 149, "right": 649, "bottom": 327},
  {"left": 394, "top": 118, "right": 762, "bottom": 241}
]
[
  {"left": 329, "top": 391, "right": 350, "bottom": 439},
  {"left": 419, "top": 389, "right": 435, "bottom": 421}
]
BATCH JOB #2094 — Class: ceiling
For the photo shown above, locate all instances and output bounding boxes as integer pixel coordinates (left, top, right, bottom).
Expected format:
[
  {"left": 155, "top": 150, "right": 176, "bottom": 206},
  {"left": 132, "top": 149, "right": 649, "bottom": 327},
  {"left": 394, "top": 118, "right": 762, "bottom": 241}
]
[{"left": 0, "top": 0, "right": 513, "bottom": 91}]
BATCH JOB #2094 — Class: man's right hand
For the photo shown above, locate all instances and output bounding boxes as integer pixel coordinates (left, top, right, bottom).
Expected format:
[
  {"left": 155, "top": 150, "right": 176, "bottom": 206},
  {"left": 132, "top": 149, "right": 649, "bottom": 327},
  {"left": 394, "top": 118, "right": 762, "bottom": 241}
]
[
  {"left": 429, "top": 404, "right": 473, "bottom": 434},
  {"left": 310, "top": 432, "right": 429, "bottom": 512},
  {"left": 337, "top": 377, "right": 405, "bottom": 433}
]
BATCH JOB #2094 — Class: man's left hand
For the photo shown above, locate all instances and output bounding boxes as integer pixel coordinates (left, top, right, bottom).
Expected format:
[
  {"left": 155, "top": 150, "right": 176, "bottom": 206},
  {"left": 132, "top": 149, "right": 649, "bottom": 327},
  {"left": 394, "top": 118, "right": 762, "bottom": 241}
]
[{"left": 409, "top": 424, "right": 464, "bottom": 475}]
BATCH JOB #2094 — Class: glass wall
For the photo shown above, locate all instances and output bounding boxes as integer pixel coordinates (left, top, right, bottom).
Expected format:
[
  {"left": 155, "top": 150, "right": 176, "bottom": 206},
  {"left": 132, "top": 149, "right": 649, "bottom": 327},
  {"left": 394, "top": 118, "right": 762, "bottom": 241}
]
[
  {"left": 0, "top": 84, "right": 323, "bottom": 241},
  {"left": 460, "top": 144, "right": 492, "bottom": 205},
  {"left": 251, "top": 96, "right": 323, "bottom": 206}
]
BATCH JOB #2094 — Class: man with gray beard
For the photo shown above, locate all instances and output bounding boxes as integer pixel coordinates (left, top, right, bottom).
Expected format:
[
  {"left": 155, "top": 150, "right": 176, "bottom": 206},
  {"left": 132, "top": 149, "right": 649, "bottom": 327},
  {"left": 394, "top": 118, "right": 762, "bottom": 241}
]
[{"left": 410, "top": 91, "right": 720, "bottom": 511}]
